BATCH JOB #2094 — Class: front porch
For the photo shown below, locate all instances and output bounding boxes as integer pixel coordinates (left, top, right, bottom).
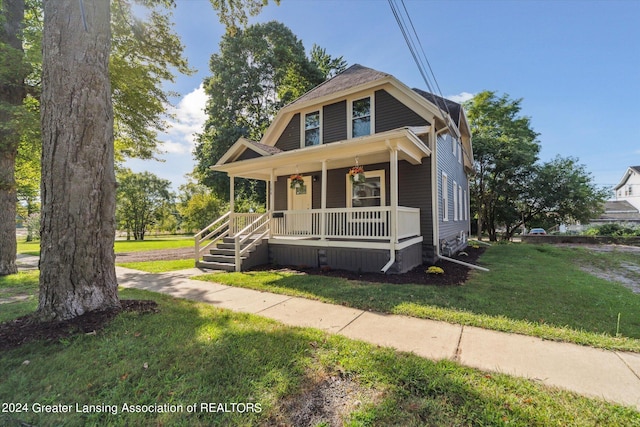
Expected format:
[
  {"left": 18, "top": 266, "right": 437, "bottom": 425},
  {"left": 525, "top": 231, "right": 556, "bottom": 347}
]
[
  {"left": 198, "top": 127, "right": 432, "bottom": 272},
  {"left": 195, "top": 206, "right": 423, "bottom": 273}
]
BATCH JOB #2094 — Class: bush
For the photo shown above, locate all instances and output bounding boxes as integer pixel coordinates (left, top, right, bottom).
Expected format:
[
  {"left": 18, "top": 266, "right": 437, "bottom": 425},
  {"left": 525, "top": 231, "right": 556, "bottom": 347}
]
[{"left": 586, "top": 223, "right": 639, "bottom": 237}]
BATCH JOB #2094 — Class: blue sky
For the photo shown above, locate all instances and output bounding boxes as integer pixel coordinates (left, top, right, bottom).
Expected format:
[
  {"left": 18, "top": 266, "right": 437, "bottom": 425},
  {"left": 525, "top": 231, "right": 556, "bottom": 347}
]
[{"left": 125, "top": 0, "right": 640, "bottom": 194}]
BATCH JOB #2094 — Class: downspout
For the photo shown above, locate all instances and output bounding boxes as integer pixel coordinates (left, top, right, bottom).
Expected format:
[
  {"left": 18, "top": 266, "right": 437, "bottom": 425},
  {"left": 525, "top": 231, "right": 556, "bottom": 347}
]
[{"left": 381, "top": 143, "right": 398, "bottom": 273}]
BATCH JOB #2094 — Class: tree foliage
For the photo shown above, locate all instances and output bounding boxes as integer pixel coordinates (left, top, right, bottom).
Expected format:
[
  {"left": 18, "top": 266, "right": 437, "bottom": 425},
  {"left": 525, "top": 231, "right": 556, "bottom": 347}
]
[
  {"left": 116, "top": 169, "right": 174, "bottom": 240},
  {"left": 209, "top": 0, "right": 278, "bottom": 34},
  {"left": 466, "top": 91, "right": 607, "bottom": 240},
  {"left": 194, "top": 21, "right": 345, "bottom": 200},
  {"left": 177, "top": 181, "right": 227, "bottom": 232},
  {"left": 466, "top": 91, "right": 540, "bottom": 240},
  {"left": 110, "top": 0, "right": 193, "bottom": 161}
]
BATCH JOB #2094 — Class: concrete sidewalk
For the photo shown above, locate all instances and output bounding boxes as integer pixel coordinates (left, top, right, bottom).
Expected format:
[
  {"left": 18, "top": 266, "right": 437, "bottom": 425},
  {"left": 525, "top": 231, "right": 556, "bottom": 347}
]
[{"left": 115, "top": 266, "right": 640, "bottom": 411}]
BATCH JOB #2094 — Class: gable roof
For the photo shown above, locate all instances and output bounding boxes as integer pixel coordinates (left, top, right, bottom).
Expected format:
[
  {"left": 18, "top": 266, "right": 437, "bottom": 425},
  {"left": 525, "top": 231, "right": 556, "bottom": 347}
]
[
  {"left": 288, "top": 64, "right": 391, "bottom": 107},
  {"left": 613, "top": 166, "right": 640, "bottom": 191},
  {"left": 217, "top": 137, "right": 282, "bottom": 165}
]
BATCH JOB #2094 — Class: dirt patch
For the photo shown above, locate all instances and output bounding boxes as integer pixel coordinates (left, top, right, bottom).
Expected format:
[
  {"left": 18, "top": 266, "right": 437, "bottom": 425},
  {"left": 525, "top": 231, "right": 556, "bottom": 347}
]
[
  {"left": 115, "top": 247, "right": 194, "bottom": 263},
  {"left": 264, "top": 371, "right": 382, "bottom": 427},
  {"left": 556, "top": 243, "right": 640, "bottom": 293},
  {"left": 257, "top": 246, "right": 486, "bottom": 286},
  {"left": 0, "top": 300, "right": 158, "bottom": 351}
]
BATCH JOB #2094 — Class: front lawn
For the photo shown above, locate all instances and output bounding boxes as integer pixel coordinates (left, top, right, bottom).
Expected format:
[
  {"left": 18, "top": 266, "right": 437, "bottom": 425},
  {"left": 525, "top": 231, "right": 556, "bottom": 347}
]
[
  {"left": 194, "top": 243, "right": 640, "bottom": 351},
  {"left": 0, "top": 286, "right": 637, "bottom": 426},
  {"left": 17, "top": 236, "right": 194, "bottom": 256}
]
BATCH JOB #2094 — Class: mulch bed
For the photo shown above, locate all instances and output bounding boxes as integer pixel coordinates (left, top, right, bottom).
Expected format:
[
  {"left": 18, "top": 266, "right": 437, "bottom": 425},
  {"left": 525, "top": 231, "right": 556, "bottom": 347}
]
[
  {"left": 259, "top": 246, "right": 486, "bottom": 286},
  {"left": 0, "top": 300, "right": 158, "bottom": 352}
]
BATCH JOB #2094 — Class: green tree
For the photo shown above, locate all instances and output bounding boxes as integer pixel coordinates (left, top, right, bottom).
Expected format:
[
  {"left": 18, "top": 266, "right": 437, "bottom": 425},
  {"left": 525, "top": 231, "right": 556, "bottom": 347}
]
[
  {"left": 310, "top": 44, "right": 347, "bottom": 79},
  {"left": 194, "top": 21, "right": 345, "bottom": 200},
  {"left": 177, "top": 181, "right": 227, "bottom": 232},
  {"left": 116, "top": 169, "right": 174, "bottom": 240},
  {"left": 465, "top": 91, "right": 540, "bottom": 241},
  {"left": 0, "top": 0, "right": 28, "bottom": 275},
  {"left": 209, "top": 0, "right": 279, "bottom": 34},
  {"left": 521, "top": 156, "right": 608, "bottom": 233}
]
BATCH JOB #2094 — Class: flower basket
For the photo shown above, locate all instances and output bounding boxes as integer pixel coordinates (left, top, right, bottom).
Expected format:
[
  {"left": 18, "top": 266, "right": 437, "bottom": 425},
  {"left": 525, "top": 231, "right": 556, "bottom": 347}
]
[
  {"left": 348, "top": 166, "right": 365, "bottom": 183},
  {"left": 290, "top": 174, "right": 304, "bottom": 189}
]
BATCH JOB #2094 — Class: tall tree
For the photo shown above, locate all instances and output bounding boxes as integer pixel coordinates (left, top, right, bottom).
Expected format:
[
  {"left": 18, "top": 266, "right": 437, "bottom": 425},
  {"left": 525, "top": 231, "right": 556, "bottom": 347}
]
[
  {"left": 209, "top": 0, "right": 279, "bottom": 34},
  {"left": 38, "top": 0, "right": 119, "bottom": 320},
  {"left": 116, "top": 169, "right": 174, "bottom": 241},
  {"left": 465, "top": 91, "right": 539, "bottom": 241},
  {"left": 194, "top": 21, "right": 344, "bottom": 199},
  {"left": 0, "top": 0, "right": 27, "bottom": 275}
]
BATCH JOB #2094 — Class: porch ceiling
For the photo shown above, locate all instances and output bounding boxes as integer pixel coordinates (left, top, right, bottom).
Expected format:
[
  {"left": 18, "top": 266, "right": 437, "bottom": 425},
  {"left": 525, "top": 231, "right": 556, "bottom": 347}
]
[{"left": 211, "top": 127, "right": 432, "bottom": 180}]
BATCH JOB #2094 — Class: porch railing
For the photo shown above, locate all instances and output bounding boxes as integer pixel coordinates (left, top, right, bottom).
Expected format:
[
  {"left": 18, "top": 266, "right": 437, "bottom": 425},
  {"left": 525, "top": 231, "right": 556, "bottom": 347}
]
[
  {"left": 270, "top": 206, "right": 420, "bottom": 241},
  {"left": 194, "top": 212, "right": 268, "bottom": 262}
]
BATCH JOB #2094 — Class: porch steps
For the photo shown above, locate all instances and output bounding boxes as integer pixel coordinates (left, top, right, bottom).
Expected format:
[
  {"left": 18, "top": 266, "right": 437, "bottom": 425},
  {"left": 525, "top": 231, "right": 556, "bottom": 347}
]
[{"left": 197, "top": 236, "right": 267, "bottom": 272}]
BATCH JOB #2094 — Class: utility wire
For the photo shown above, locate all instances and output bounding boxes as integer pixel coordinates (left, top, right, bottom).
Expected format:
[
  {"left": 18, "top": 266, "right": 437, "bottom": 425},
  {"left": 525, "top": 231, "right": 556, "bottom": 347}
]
[{"left": 388, "top": 0, "right": 463, "bottom": 142}]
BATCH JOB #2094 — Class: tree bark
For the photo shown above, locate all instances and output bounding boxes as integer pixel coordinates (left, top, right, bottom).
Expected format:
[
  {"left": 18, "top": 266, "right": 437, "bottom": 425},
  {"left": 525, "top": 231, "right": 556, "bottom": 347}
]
[
  {"left": 0, "top": 0, "right": 25, "bottom": 276},
  {"left": 38, "top": 0, "right": 119, "bottom": 320}
]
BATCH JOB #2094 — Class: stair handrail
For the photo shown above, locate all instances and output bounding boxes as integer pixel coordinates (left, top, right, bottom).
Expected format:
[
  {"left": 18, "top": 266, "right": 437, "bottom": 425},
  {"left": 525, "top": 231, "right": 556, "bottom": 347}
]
[
  {"left": 234, "top": 212, "right": 270, "bottom": 272},
  {"left": 195, "top": 211, "right": 231, "bottom": 261}
]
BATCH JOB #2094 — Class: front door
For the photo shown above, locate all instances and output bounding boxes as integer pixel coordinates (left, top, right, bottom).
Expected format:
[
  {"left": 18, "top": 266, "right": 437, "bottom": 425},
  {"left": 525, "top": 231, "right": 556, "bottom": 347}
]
[{"left": 287, "top": 175, "right": 312, "bottom": 233}]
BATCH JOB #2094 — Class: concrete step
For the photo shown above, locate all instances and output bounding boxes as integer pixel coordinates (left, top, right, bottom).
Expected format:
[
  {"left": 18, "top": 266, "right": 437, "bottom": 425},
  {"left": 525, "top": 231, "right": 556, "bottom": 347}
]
[
  {"left": 196, "top": 260, "right": 236, "bottom": 272},
  {"left": 202, "top": 254, "right": 245, "bottom": 264}
]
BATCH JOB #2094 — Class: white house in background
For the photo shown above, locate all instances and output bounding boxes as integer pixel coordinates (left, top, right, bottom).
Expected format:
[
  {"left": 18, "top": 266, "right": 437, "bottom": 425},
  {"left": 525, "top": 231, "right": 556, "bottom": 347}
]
[{"left": 613, "top": 166, "right": 640, "bottom": 211}]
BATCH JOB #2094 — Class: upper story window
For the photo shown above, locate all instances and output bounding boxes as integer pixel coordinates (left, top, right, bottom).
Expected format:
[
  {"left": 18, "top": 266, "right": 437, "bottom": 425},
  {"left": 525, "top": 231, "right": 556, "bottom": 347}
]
[
  {"left": 304, "top": 111, "right": 320, "bottom": 146},
  {"left": 351, "top": 97, "right": 371, "bottom": 138}
]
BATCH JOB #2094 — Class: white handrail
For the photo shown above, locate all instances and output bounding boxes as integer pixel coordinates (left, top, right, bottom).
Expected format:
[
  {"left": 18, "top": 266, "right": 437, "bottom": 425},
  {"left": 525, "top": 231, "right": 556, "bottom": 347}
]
[
  {"left": 234, "top": 213, "right": 270, "bottom": 271},
  {"left": 195, "top": 211, "right": 231, "bottom": 261}
]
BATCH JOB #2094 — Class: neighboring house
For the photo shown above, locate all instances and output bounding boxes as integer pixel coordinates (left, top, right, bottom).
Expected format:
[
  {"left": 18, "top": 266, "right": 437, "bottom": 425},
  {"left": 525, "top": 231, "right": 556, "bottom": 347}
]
[
  {"left": 196, "top": 64, "right": 473, "bottom": 273},
  {"left": 592, "top": 200, "right": 640, "bottom": 225},
  {"left": 613, "top": 166, "right": 640, "bottom": 211}
]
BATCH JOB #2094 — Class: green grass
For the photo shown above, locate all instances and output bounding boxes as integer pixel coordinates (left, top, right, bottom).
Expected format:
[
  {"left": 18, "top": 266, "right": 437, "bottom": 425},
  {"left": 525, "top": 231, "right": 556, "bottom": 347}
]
[
  {"left": 0, "top": 271, "right": 39, "bottom": 322},
  {"left": 116, "top": 259, "right": 196, "bottom": 273},
  {"left": 1, "top": 286, "right": 637, "bottom": 426},
  {"left": 194, "top": 243, "right": 640, "bottom": 351},
  {"left": 17, "top": 236, "right": 194, "bottom": 256}
]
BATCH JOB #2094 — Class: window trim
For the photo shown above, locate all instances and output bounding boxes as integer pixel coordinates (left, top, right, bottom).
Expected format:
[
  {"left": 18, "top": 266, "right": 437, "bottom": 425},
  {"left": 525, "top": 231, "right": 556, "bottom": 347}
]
[
  {"left": 300, "top": 108, "right": 322, "bottom": 147},
  {"left": 346, "top": 169, "right": 386, "bottom": 209},
  {"left": 347, "top": 93, "right": 375, "bottom": 139},
  {"left": 442, "top": 172, "right": 449, "bottom": 221}
]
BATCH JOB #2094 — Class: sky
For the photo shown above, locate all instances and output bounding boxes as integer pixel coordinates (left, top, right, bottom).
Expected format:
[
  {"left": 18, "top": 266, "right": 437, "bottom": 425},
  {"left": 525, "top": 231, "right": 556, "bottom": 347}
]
[{"left": 124, "top": 0, "right": 640, "bottom": 195}]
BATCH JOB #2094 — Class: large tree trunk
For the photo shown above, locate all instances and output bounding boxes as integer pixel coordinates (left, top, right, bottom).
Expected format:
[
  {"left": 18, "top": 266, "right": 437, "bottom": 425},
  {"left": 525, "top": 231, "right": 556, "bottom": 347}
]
[
  {"left": 38, "top": 0, "right": 119, "bottom": 320},
  {"left": 0, "top": 0, "right": 25, "bottom": 276}
]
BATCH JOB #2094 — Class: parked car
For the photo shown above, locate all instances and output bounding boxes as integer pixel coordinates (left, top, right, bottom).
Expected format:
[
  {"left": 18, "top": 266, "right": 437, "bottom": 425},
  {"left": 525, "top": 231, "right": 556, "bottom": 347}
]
[{"left": 528, "top": 228, "right": 546, "bottom": 235}]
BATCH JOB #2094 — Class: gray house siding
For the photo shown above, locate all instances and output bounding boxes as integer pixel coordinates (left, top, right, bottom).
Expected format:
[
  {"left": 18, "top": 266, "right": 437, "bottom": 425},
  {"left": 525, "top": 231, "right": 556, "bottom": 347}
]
[
  {"left": 398, "top": 160, "right": 434, "bottom": 259},
  {"left": 323, "top": 101, "right": 347, "bottom": 144},
  {"left": 437, "top": 134, "right": 469, "bottom": 256},
  {"left": 274, "top": 113, "right": 300, "bottom": 151},
  {"left": 375, "top": 89, "right": 429, "bottom": 132}
]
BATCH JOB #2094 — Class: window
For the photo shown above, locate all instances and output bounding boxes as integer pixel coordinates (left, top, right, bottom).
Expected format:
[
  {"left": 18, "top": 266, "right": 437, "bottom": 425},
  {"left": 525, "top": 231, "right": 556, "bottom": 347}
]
[
  {"left": 347, "top": 170, "right": 385, "bottom": 208},
  {"left": 458, "top": 185, "right": 464, "bottom": 221},
  {"left": 442, "top": 172, "right": 448, "bottom": 221},
  {"left": 453, "top": 180, "right": 458, "bottom": 221},
  {"left": 351, "top": 97, "right": 371, "bottom": 138},
  {"left": 304, "top": 111, "right": 320, "bottom": 146}
]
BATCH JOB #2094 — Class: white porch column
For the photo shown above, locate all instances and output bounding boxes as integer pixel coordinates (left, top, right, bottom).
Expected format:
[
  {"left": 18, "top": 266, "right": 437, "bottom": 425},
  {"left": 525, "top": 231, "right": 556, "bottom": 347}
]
[
  {"left": 320, "top": 160, "right": 327, "bottom": 240},
  {"left": 269, "top": 169, "right": 275, "bottom": 238},
  {"left": 229, "top": 175, "right": 235, "bottom": 234},
  {"left": 390, "top": 147, "right": 399, "bottom": 244}
]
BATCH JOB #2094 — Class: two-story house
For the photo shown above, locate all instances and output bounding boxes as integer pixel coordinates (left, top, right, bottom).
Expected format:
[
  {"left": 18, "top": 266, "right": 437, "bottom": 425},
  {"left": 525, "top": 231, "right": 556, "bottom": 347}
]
[
  {"left": 195, "top": 64, "right": 473, "bottom": 274},
  {"left": 613, "top": 166, "right": 640, "bottom": 211}
]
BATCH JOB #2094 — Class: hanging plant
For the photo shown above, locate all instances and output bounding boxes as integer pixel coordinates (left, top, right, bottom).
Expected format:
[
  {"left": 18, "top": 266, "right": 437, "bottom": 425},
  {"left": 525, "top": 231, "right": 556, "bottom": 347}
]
[
  {"left": 290, "top": 174, "right": 304, "bottom": 189},
  {"left": 348, "top": 166, "right": 366, "bottom": 183}
]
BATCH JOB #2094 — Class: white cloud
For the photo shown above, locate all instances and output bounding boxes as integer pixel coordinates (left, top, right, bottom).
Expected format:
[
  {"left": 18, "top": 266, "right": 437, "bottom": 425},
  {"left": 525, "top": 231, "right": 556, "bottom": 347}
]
[
  {"left": 160, "top": 84, "right": 207, "bottom": 154},
  {"left": 447, "top": 92, "right": 475, "bottom": 104}
]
